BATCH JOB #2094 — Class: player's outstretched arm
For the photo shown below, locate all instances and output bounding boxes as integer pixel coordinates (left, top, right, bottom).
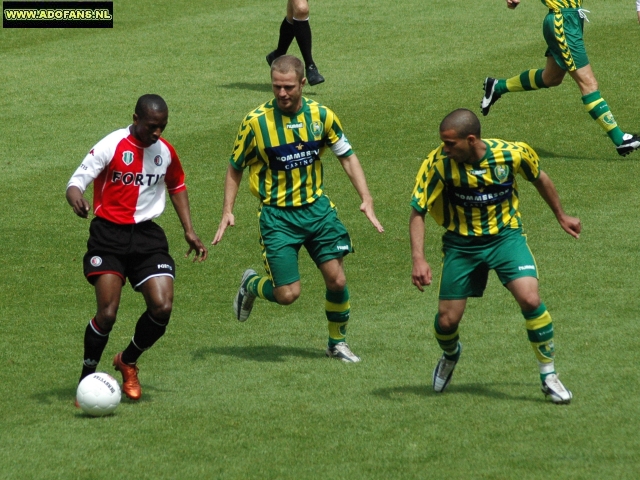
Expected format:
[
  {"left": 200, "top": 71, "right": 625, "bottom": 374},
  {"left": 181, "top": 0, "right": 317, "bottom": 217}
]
[
  {"left": 66, "top": 186, "right": 91, "bottom": 218},
  {"left": 533, "top": 171, "right": 582, "bottom": 239},
  {"left": 506, "top": 0, "right": 520, "bottom": 9},
  {"left": 338, "top": 154, "right": 384, "bottom": 233},
  {"left": 409, "top": 208, "right": 432, "bottom": 291},
  {"left": 212, "top": 164, "right": 243, "bottom": 245},
  {"left": 169, "top": 189, "right": 208, "bottom": 262}
]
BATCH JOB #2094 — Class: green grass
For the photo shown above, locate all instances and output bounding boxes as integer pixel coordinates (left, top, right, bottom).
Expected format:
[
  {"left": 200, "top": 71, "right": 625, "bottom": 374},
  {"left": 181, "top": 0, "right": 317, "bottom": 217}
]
[{"left": 1, "top": 0, "right": 639, "bottom": 478}]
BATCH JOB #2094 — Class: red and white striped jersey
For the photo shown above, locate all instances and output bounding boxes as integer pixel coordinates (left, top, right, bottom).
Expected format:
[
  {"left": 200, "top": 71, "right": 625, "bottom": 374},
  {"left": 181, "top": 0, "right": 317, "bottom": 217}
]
[{"left": 67, "top": 127, "right": 186, "bottom": 224}]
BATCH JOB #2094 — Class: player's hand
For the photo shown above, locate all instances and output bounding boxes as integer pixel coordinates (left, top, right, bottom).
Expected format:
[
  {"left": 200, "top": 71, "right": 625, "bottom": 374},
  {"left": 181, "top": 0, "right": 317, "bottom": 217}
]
[
  {"left": 412, "top": 259, "right": 432, "bottom": 292},
  {"left": 67, "top": 189, "right": 91, "bottom": 218},
  {"left": 185, "top": 231, "right": 208, "bottom": 262},
  {"left": 359, "top": 199, "right": 384, "bottom": 233},
  {"left": 211, "top": 213, "right": 235, "bottom": 245},
  {"left": 558, "top": 214, "right": 582, "bottom": 239},
  {"left": 71, "top": 199, "right": 91, "bottom": 218},
  {"left": 507, "top": 0, "right": 520, "bottom": 9}
]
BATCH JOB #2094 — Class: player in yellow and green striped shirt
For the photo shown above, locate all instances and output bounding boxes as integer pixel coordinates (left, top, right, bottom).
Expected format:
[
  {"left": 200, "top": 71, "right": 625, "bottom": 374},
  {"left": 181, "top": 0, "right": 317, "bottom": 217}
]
[
  {"left": 213, "top": 55, "right": 384, "bottom": 363},
  {"left": 481, "top": 0, "right": 640, "bottom": 156},
  {"left": 410, "top": 109, "right": 581, "bottom": 403}
]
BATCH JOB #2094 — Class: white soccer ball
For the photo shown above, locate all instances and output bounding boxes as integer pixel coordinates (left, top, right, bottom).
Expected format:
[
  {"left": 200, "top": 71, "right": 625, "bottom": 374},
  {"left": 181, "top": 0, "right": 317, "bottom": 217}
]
[{"left": 76, "top": 372, "right": 122, "bottom": 416}]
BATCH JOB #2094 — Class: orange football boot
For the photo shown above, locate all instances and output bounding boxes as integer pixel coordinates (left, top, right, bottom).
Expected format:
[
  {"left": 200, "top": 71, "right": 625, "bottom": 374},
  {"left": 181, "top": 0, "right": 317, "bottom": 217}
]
[{"left": 113, "top": 352, "right": 141, "bottom": 400}]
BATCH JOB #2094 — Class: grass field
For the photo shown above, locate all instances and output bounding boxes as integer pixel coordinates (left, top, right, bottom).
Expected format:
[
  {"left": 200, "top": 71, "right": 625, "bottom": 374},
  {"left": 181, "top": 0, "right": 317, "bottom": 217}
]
[{"left": 1, "top": 1, "right": 640, "bottom": 478}]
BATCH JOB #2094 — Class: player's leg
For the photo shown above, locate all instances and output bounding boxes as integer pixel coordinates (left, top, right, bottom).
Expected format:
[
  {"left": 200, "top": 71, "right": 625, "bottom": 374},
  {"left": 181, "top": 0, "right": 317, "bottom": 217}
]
[
  {"left": 482, "top": 9, "right": 580, "bottom": 116},
  {"left": 432, "top": 235, "right": 485, "bottom": 392},
  {"left": 481, "top": 51, "right": 565, "bottom": 116},
  {"left": 234, "top": 205, "right": 304, "bottom": 321},
  {"left": 123, "top": 276, "right": 173, "bottom": 363},
  {"left": 434, "top": 300, "right": 464, "bottom": 362},
  {"left": 111, "top": 275, "right": 173, "bottom": 401},
  {"left": 432, "top": 299, "right": 466, "bottom": 392},
  {"left": 79, "top": 273, "right": 123, "bottom": 383},
  {"left": 505, "top": 277, "right": 554, "bottom": 372},
  {"left": 317, "top": 257, "right": 359, "bottom": 362},
  {"left": 236, "top": 270, "right": 300, "bottom": 318},
  {"left": 505, "top": 277, "right": 571, "bottom": 404},
  {"left": 571, "top": 65, "right": 640, "bottom": 155},
  {"left": 303, "top": 196, "right": 356, "bottom": 361},
  {"left": 266, "top": 1, "right": 296, "bottom": 66},
  {"left": 495, "top": 229, "right": 571, "bottom": 403},
  {"left": 288, "top": 0, "right": 324, "bottom": 85}
]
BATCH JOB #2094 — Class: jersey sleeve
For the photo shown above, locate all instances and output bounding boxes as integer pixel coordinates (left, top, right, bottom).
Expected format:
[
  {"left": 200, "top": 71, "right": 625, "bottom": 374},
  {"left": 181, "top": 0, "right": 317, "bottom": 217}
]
[
  {"left": 164, "top": 142, "right": 186, "bottom": 194},
  {"left": 229, "top": 116, "right": 258, "bottom": 171},
  {"left": 514, "top": 142, "right": 540, "bottom": 182},
  {"left": 66, "top": 134, "right": 115, "bottom": 192},
  {"left": 410, "top": 149, "right": 442, "bottom": 214},
  {"left": 324, "top": 109, "right": 354, "bottom": 158}
]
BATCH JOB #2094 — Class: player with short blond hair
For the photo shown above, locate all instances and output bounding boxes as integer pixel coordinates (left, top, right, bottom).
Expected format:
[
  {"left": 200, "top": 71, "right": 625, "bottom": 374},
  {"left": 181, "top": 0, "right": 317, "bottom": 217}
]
[{"left": 213, "top": 56, "right": 383, "bottom": 363}]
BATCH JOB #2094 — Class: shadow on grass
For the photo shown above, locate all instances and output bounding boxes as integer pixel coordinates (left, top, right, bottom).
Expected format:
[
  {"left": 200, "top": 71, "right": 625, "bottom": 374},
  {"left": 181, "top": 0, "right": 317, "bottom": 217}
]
[
  {"left": 192, "top": 345, "right": 321, "bottom": 362},
  {"left": 32, "top": 385, "right": 160, "bottom": 409},
  {"left": 372, "top": 382, "right": 544, "bottom": 403},
  {"left": 534, "top": 148, "right": 599, "bottom": 161}
]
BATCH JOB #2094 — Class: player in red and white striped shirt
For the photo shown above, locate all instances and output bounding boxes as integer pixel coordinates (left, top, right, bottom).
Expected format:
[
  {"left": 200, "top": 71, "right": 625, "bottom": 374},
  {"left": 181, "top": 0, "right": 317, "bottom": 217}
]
[{"left": 66, "top": 94, "right": 207, "bottom": 402}]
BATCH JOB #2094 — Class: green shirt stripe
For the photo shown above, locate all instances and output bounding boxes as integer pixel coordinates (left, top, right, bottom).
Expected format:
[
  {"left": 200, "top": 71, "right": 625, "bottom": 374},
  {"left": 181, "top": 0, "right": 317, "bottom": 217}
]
[
  {"left": 411, "top": 139, "right": 541, "bottom": 237},
  {"left": 230, "top": 97, "right": 352, "bottom": 207}
]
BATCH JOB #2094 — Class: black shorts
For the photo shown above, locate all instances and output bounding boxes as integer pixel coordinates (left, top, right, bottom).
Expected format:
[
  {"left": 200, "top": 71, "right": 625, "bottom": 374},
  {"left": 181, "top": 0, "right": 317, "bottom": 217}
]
[{"left": 83, "top": 217, "right": 175, "bottom": 290}]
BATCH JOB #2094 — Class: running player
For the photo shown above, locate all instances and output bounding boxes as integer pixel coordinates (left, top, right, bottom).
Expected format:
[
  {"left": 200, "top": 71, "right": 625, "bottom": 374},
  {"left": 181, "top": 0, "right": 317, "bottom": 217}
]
[
  {"left": 481, "top": 0, "right": 640, "bottom": 157},
  {"left": 410, "top": 108, "right": 580, "bottom": 403},
  {"left": 212, "top": 55, "right": 384, "bottom": 363},
  {"left": 66, "top": 94, "right": 207, "bottom": 402}
]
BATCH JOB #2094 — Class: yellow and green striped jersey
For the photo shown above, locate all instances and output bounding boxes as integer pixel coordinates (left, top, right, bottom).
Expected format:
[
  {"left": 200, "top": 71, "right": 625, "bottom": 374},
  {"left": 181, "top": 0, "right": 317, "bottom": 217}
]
[
  {"left": 541, "top": 0, "right": 582, "bottom": 11},
  {"left": 230, "top": 97, "right": 353, "bottom": 208},
  {"left": 410, "top": 139, "right": 540, "bottom": 236}
]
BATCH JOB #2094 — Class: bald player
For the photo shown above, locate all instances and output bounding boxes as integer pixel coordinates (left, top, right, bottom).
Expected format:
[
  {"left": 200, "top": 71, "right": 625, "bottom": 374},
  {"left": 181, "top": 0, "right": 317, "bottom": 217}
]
[{"left": 410, "top": 108, "right": 580, "bottom": 403}]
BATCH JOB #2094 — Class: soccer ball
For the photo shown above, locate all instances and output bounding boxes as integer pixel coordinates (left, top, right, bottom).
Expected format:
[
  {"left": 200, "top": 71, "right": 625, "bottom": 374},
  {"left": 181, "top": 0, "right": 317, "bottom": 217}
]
[{"left": 76, "top": 372, "right": 122, "bottom": 416}]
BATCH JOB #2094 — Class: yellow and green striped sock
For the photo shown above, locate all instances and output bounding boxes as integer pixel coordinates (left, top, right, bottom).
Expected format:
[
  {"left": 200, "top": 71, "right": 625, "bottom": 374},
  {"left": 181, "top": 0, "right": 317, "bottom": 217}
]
[
  {"left": 582, "top": 90, "right": 625, "bottom": 146},
  {"left": 496, "top": 69, "right": 547, "bottom": 94},
  {"left": 326, "top": 287, "right": 350, "bottom": 346},
  {"left": 523, "top": 303, "right": 556, "bottom": 381},
  {"left": 434, "top": 314, "right": 460, "bottom": 359},
  {"left": 246, "top": 275, "right": 277, "bottom": 303}
]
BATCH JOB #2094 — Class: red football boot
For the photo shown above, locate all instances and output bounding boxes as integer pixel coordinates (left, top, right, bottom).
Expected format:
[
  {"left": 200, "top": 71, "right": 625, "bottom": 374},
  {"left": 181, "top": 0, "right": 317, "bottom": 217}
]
[{"left": 113, "top": 352, "right": 141, "bottom": 400}]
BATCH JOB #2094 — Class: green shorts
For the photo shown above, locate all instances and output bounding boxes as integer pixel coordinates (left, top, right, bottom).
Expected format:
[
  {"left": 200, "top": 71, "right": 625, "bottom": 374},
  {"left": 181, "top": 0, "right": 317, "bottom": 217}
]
[
  {"left": 543, "top": 9, "right": 589, "bottom": 72},
  {"left": 438, "top": 228, "right": 538, "bottom": 300},
  {"left": 258, "top": 195, "right": 353, "bottom": 287}
]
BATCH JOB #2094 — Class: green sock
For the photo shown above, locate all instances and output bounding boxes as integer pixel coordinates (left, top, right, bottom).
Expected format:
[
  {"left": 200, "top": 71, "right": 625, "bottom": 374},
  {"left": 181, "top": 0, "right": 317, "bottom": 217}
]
[
  {"left": 523, "top": 303, "right": 556, "bottom": 381},
  {"left": 496, "top": 69, "right": 547, "bottom": 94},
  {"left": 326, "top": 287, "right": 350, "bottom": 346},
  {"left": 245, "top": 275, "right": 277, "bottom": 303},
  {"left": 434, "top": 314, "right": 460, "bottom": 359},
  {"left": 582, "top": 90, "right": 625, "bottom": 146}
]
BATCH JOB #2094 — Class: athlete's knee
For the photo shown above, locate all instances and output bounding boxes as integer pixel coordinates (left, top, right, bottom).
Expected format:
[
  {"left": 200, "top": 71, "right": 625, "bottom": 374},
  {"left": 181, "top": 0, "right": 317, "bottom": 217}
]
[
  {"left": 96, "top": 307, "right": 118, "bottom": 329},
  {"left": 147, "top": 300, "right": 173, "bottom": 323},
  {"left": 517, "top": 293, "right": 541, "bottom": 313},
  {"left": 542, "top": 70, "right": 564, "bottom": 87},
  {"left": 291, "top": 0, "right": 309, "bottom": 19},
  {"left": 274, "top": 285, "right": 300, "bottom": 305},
  {"left": 324, "top": 275, "right": 347, "bottom": 292},
  {"left": 436, "top": 311, "right": 462, "bottom": 332}
]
